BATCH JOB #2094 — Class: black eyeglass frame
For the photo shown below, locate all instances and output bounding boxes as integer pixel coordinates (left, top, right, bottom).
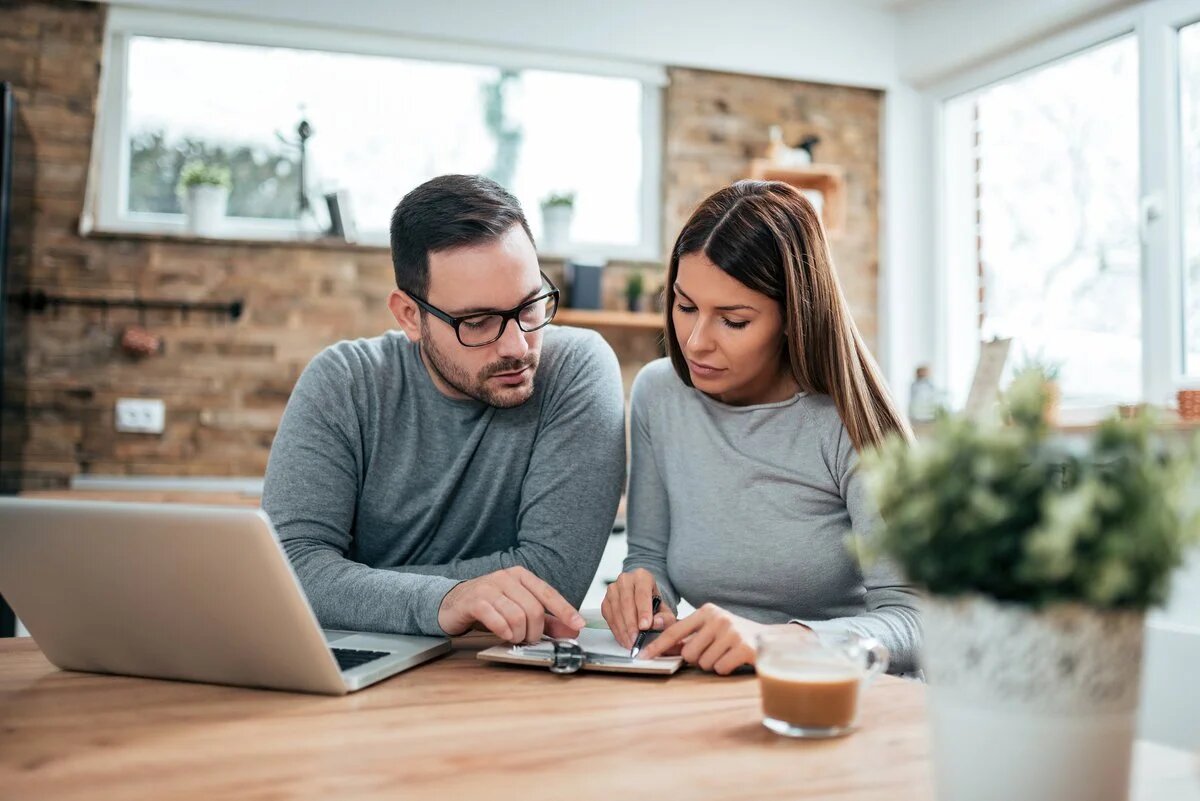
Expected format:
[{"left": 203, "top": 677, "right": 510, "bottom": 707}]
[{"left": 404, "top": 272, "right": 560, "bottom": 347}]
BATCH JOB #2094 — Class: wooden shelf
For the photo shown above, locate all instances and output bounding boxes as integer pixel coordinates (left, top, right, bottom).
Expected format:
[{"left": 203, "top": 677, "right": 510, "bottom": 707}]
[
  {"left": 556, "top": 309, "right": 664, "bottom": 332},
  {"left": 749, "top": 159, "right": 846, "bottom": 237}
]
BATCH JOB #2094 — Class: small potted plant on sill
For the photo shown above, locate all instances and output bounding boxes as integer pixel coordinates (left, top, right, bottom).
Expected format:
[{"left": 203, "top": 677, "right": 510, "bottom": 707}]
[
  {"left": 540, "top": 191, "right": 575, "bottom": 252},
  {"left": 1012, "top": 352, "right": 1063, "bottom": 425},
  {"left": 625, "top": 270, "right": 645, "bottom": 313},
  {"left": 178, "top": 161, "right": 231, "bottom": 237},
  {"left": 863, "top": 369, "right": 1199, "bottom": 801}
]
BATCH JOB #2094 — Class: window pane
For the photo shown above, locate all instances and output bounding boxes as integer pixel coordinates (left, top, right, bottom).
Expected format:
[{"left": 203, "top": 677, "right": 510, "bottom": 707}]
[
  {"left": 976, "top": 37, "right": 1140, "bottom": 405},
  {"left": 1181, "top": 22, "right": 1200, "bottom": 375},
  {"left": 125, "top": 36, "right": 646, "bottom": 246}
]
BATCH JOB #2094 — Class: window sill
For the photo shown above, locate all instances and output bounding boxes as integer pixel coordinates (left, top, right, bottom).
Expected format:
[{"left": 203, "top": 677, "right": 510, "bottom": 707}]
[
  {"left": 83, "top": 227, "right": 390, "bottom": 254},
  {"left": 81, "top": 229, "right": 664, "bottom": 266},
  {"left": 914, "top": 406, "right": 1200, "bottom": 439}
]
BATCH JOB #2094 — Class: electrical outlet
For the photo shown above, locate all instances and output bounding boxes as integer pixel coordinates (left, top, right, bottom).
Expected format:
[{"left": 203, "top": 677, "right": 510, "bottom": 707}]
[{"left": 114, "top": 398, "right": 165, "bottom": 434}]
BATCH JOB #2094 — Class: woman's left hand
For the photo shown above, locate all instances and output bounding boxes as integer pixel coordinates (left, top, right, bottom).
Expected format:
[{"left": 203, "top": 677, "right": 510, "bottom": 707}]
[{"left": 638, "top": 603, "right": 770, "bottom": 675}]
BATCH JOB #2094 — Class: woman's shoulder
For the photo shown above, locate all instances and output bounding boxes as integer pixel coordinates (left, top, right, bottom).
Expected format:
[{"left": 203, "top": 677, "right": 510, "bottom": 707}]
[
  {"left": 795, "top": 394, "right": 863, "bottom": 481},
  {"left": 796, "top": 391, "right": 841, "bottom": 422},
  {"left": 631, "top": 358, "right": 686, "bottom": 400}
]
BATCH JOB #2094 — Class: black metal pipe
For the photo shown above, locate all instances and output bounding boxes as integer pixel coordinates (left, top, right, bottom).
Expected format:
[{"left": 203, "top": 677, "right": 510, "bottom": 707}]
[{"left": 8, "top": 288, "right": 244, "bottom": 321}]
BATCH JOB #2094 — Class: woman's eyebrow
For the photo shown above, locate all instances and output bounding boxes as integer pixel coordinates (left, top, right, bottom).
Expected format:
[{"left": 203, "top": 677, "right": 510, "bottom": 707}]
[{"left": 673, "top": 283, "right": 756, "bottom": 312}]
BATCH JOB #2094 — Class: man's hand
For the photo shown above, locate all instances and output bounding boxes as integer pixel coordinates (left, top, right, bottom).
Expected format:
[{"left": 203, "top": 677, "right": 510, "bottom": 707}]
[{"left": 437, "top": 566, "right": 586, "bottom": 643}]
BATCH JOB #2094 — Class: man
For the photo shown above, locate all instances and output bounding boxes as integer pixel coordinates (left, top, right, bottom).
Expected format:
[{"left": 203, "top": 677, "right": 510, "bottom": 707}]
[{"left": 262, "top": 174, "right": 626, "bottom": 644}]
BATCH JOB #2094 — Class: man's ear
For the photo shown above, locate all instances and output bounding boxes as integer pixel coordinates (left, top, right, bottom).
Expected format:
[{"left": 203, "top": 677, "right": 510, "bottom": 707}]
[{"left": 388, "top": 290, "right": 423, "bottom": 342}]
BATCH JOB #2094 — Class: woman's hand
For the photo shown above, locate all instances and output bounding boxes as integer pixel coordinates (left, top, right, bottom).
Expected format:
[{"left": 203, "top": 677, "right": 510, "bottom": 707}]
[
  {"left": 600, "top": 568, "right": 678, "bottom": 649},
  {"left": 638, "top": 603, "right": 781, "bottom": 675}
]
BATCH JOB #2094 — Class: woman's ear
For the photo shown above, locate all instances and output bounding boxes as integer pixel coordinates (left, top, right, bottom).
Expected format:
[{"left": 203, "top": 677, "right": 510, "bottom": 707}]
[{"left": 388, "top": 290, "right": 423, "bottom": 341}]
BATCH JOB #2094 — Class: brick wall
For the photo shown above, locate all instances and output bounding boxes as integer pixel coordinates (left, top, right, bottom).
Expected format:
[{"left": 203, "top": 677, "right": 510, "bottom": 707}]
[{"left": 0, "top": 1, "right": 882, "bottom": 488}]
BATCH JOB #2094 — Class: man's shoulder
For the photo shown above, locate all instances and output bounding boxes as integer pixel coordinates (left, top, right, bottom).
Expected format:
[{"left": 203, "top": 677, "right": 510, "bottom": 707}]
[
  {"left": 542, "top": 323, "right": 613, "bottom": 360},
  {"left": 298, "top": 331, "right": 414, "bottom": 398},
  {"left": 307, "top": 331, "right": 411, "bottom": 375},
  {"left": 527, "top": 325, "right": 623, "bottom": 418},
  {"left": 539, "top": 324, "right": 619, "bottom": 381}
]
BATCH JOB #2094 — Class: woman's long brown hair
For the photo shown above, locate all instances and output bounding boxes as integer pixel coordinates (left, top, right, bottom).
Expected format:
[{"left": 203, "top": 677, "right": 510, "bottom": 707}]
[{"left": 664, "top": 180, "right": 912, "bottom": 452}]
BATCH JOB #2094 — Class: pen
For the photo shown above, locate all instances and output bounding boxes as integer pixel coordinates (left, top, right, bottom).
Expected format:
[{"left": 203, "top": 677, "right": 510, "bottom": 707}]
[{"left": 629, "top": 596, "right": 662, "bottom": 659}]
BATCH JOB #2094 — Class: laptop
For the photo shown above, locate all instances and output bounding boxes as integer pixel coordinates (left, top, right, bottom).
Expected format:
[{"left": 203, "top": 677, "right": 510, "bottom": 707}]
[{"left": 0, "top": 498, "right": 451, "bottom": 695}]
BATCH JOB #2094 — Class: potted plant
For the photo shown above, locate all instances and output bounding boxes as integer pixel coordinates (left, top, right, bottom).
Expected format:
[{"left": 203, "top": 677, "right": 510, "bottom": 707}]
[
  {"left": 863, "top": 370, "right": 1199, "bottom": 801},
  {"left": 540, "top": 191, "right": 575, "bottom": 252},
  {"left": 625, "top": 270, "right": 645, "bottom": 313},
  {"left": 1012, "top": 353, "right": 1063, "bottom": 425},
  {"left": 178, "top": 161, "right": 231, "bottom": 236}
]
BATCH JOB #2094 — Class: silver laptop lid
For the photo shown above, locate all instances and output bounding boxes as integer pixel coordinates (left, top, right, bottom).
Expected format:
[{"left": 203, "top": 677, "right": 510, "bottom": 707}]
[{"left": 0, "top": 499, "right": 348, "bottom": 694}]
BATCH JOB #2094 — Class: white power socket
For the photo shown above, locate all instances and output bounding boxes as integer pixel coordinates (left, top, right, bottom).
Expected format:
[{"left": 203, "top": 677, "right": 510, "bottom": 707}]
[{"left": 114, "top": 398, "right": 165, "bottom": 434}]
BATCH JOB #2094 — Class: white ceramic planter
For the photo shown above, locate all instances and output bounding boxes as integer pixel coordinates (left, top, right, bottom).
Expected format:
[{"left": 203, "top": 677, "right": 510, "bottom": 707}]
[
  {"left": 184, "top": 184, "right": 229, "bottom": 236},
  {"left": 541, "top": 205, "right": 573, "bottom": 252},
  {"left": 923, "top": 595, "right": 1145, "bottom": 801}
]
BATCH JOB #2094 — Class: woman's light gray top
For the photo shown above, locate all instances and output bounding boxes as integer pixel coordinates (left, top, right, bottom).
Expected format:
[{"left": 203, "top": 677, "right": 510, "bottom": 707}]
[{"left": 623, "top": 359, "right": 921, "bottom": 673}]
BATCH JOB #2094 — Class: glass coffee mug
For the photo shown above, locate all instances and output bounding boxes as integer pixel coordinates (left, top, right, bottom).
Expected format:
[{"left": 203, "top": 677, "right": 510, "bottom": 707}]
[{"left": 756, "top": 628, "right": 889, "bottom": 738}]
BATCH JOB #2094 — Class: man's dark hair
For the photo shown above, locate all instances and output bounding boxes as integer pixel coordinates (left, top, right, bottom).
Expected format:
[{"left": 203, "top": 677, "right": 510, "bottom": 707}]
[{"left": 389, "top": 174, "right": 534, "bottom": 296}]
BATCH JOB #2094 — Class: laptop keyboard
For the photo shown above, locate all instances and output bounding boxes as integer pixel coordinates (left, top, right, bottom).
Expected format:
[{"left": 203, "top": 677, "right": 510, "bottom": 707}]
[{"left": 332, "top": 648, "right": 391, "bottom": 672}]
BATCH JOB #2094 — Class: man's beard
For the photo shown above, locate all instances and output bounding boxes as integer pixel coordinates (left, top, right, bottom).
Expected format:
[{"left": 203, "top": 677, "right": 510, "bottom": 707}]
[{"left": 420, "top": 323, "right": 539, "bottom": 408}]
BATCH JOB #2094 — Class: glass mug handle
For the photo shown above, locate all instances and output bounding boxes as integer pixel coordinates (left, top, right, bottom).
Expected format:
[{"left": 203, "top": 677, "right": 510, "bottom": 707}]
[{"left": 855, "top": 637, "right": 890, "bottom": 683}]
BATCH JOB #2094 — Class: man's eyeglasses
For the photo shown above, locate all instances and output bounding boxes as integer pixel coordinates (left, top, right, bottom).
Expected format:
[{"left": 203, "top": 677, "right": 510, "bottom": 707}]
[{"left": 404, "top": 272, "right": 560, "bottom": 348}]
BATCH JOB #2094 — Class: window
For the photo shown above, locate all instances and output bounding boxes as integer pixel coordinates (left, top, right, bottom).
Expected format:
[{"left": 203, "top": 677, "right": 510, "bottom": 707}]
[
  {"left": 944, "top": 37, "right": 1140, "bottom": 407},
  {"left": 1181, "top": 21, "right": 1200, "bottom": 375},
  {"left": 90, "top": 9, "right": 664, "bottom": 258},
  {"left": 938, "top": 2, "right": 1200, "bottom": 410}
]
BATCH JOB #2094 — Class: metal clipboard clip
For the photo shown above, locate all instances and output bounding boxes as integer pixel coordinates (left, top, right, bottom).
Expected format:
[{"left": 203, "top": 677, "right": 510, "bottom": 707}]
[
  {"left": 538, "top": 636, "right": 647, "bottom": 674},
  {"left": 546, "top": 637, "right": 586, "bottom": 674}
]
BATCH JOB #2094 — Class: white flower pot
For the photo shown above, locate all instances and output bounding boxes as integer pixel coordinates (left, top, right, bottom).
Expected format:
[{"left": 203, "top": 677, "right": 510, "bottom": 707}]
[
  {"left": 541, "top": 205, "right": 573, "bottom": 252},
  {"left": 923, "top": 595, "right": 1144, "bottom": 801},
  {"left": 184, "top": 184, "right": 229, "bottom": 236}
]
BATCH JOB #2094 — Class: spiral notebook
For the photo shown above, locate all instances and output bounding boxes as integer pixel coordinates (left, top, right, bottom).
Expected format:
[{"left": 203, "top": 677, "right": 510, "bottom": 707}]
[{"left": 477, "top": 627, "right": 683, "bottom": 675}]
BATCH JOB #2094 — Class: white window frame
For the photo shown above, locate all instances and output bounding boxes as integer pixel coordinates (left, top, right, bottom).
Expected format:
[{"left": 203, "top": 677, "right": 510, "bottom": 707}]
[
  {"left": 83, "top": 7, "right": 667, "bottom": 261},
  {"left": 930, "top": 0, "right": 1200, "bottom": 409}
]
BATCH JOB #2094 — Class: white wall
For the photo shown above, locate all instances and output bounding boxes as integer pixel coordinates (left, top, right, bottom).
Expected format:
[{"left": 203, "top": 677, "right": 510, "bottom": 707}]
[
  {"left": 897, "top": 0, "right": 1140, "bottom": 88},
  {"left": 880, "top": 85, "right": 938, "bottom": 397},
  {"left": 103, "top": 0, "right": 900, "bottom": 89}
]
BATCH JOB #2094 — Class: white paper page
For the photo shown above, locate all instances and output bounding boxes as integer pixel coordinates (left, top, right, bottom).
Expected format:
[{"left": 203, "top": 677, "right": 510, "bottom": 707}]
[{"left": 516, "top": 627, "right": 659, "bottom": 659}]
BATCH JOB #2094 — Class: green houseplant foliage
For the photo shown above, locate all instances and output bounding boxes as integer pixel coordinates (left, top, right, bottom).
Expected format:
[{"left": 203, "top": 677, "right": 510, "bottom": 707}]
[
  {"left": 1012, "top": 352, "right": 1063, "bottom": 383},
  {"left": 625, "top": 271, "right": 645, "bottom": 301},
  {"left": 863, "top": 369, "right": 1200, "bottom": 610},
  {"left": 540, "top": 191, "right": 575, "bottom": 209},
  {"left": 178, "top": 161, "right": 232, "bottom": 191}
]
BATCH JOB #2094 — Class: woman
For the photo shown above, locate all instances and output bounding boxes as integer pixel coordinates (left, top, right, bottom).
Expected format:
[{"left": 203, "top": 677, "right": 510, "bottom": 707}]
[{"left": 601, "top": 180, "right": 920, "bottom": 675}]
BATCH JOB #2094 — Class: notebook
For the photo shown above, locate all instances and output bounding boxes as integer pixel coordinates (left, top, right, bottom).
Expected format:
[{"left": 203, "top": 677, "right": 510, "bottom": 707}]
[{"left": 477, "top": 627, "right": 683, "bottom": 675}]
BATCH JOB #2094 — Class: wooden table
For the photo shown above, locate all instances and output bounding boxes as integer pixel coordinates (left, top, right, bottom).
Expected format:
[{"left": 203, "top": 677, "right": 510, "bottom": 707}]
[{"left": 2, "top": 638, "right": 1195, "bottom": 801}]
